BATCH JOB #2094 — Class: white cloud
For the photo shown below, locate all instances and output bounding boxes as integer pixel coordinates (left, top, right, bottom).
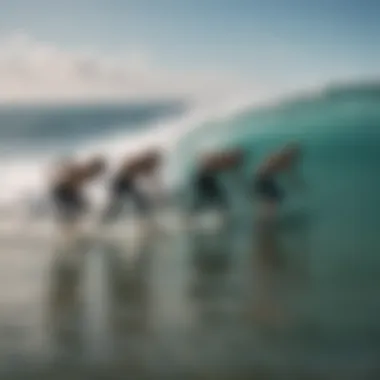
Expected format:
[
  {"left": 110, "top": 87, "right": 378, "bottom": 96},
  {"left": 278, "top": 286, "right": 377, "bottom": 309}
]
[{"left": 0, "top": 32, "right": 246, "bottom": 103}]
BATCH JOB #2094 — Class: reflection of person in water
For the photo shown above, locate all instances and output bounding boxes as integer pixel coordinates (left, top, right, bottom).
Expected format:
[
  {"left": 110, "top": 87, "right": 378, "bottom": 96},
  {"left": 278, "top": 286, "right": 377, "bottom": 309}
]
[
  {"left": 106, "top": 238, "right": 152, "bottom": 339},
  {"left": 248, "top": 222, "right": 286, "bottom": 329},
  {"left": 102, "top": 149, "right": 162, "bottom": 223},
  {"left": 190, "top": 149, "right": 244, "bottom": 214},
  {"left": 47, "top": 247, "right": 84, "bottom": 350},
  {"left": 249, "top": 210, "right": 311, "bottom": 330},
  {"left": 253, "top": 143, "right": 304, "bottom": 221},
  {"left": 189, "top": 227, "right": 234, "bottom": 327}
]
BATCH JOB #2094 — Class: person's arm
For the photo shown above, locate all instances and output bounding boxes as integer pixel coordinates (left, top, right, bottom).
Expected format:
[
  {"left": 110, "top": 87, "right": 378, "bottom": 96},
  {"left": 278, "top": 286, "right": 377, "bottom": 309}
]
[
  {"left": 47, "top": 162, "right": 65, "bottom": 188},
  {"left": 150, "top": 170, "right": 168, "bottom": 206}
]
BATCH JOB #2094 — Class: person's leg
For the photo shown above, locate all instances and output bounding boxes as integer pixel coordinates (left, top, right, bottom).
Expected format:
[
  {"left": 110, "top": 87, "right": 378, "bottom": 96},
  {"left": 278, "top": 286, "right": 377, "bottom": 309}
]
[
  {"left": 52, "top": 188, "right": 84, "bottom": 236},
  {"left": 131, "top": 186, "right": 163, "bottom": 238},
  {"left": 213, "top": 183, "right": 230, "bottom": 213},
  {"left": 187, "top": 175, "right": 206, "bottom": 215},
  {"left": 133, "top": 189, "right": 150, "bottom": 215},
  {"left": 254, "top": 176, "right": 283, "bottom": 230},
  {"left": 190, "top": 193, "right": 204, "bottom": 214},
  {"left": 179, "top": 175, "right": 204, "bottom": 230},
  {"left": 195, "top": 173, "right": 224, "bottom": 212},
  {"left": 257, "top": 200, "right": 278, "bottom": 228},
  {"left": 102, "top": 195, "right": 125, "bottom": 223}
]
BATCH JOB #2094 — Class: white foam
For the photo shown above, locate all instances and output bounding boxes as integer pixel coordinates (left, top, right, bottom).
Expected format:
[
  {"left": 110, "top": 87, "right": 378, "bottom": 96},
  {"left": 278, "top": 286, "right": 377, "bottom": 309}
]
[{"left": 0, "top": 93, "right": 261, "bottom": 214}]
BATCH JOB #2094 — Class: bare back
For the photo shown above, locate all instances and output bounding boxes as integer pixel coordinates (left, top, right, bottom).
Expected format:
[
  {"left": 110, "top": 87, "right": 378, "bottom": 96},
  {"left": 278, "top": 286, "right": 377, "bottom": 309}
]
[
  {"left": 202, "top": 149, "right": 243, "bottom": 172},
  {"left": 257, "top": 146, "right": 300, "bottom": 177}
]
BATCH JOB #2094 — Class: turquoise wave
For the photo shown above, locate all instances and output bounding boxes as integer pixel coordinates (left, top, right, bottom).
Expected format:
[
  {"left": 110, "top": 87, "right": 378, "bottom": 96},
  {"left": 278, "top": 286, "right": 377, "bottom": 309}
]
[{"left": 174, "top": 84, "right": 380, "bottom": 353}]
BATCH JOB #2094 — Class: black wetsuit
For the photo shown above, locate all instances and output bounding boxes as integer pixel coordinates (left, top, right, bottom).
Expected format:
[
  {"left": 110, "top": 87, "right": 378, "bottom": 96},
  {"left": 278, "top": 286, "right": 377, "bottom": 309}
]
[
  {"left": 104, "top": 174, "right": 150, "bottom": 221},
  {"left": 191, "top": 168, "right": 228, "bottom": 211},
  {"left": 51, "top": 182, "right": 86, "bottom": 221},
  {"left": 254, "top": 173, "right": 283, "bottom": 202}
]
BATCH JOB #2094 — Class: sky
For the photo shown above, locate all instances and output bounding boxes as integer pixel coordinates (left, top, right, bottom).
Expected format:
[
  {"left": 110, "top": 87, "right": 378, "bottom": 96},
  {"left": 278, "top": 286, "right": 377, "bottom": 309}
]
[{"left": 0, "top": 0, "right": 379, "bottom": 102}]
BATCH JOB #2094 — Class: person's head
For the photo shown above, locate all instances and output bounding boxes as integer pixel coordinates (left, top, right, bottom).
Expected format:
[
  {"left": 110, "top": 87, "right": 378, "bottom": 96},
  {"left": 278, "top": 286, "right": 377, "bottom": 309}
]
[
  {"left": 200, "top": 152, "right": 215, "bottom": 171},
  {"left": 143, "top": 149, "right": 162, "bottom": 171},
  {"left": 86, "top": 155, "right": 107, "bottom": 178}
]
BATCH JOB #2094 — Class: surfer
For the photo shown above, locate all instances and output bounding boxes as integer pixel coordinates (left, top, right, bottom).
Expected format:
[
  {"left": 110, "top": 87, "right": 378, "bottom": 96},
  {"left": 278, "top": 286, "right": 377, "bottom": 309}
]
[
  {"left": 102, "top": 149, "right": 162, "bottom": 222},
  {"left": 253, "top": 142, "right": 304, "bottom": 220},
  {"left": 190, "top": 148, "right": 244, "bottom": 213},
  {"left": 50, "top": 155, "right": 106, "bottom": 225}
]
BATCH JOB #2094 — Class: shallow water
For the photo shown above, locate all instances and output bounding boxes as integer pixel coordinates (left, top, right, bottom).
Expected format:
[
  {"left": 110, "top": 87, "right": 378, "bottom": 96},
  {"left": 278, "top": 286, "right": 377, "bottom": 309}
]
[
  {"left": 0, "top": 86, "right": 379, "bottom": 379},
  {"left": 0, "top": 210, "right": 378, "bottom": 380}
]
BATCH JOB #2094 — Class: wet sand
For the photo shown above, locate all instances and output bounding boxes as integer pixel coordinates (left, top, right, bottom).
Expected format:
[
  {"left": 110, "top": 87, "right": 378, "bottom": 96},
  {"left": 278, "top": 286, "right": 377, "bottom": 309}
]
[{"left": 0, "top": 214, "right": 378, "bottom": 380}]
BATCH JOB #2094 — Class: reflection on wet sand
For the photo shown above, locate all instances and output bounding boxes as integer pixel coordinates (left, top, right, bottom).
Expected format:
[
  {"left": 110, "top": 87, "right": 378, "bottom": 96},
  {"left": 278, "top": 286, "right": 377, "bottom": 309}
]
[
  {"left": 189, "top": 227, "right": 235, "bottom": 327},
  {"left": 47, "top": 240, "right": 84, "bottom": 355},
  {"left": 248, "top": 211, "right": 312, "bottom": 331},
  {"left": 108, "top": 239, "right": 151, "bottom": 337},
  {"left": 40, "top": 214, "right": 315, "bottom": 378},
  {"left": 45, "top": 226, "right": 155, "bottom": 371},
  {"left": 111, "top": 233, "right": 156, "bottom": 373},
  {"left": 1, "top": 209, "right": 378, "bottom": 379}
]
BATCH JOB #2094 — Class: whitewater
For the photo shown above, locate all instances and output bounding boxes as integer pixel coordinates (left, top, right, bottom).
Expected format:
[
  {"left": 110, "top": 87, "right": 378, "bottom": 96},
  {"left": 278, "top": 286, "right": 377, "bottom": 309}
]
[
  {"left": 0, "top": 93, "right": 262, "bottom": 216},
  {"left": 0, "top": 83, "right": 379, "bottom": 376}
]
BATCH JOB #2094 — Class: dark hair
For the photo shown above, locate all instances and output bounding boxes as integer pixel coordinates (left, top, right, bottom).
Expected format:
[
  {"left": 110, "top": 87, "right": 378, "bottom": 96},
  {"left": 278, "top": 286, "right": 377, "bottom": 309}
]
[{"left": 88, "top": 155, "right": 107, "bottom": 174}]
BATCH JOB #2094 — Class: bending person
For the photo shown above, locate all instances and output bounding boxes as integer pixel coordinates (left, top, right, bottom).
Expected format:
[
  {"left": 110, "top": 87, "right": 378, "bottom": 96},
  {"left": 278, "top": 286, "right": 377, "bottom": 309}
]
[
  {"left": 190, "top": 148, "right": 244, "bottom": 214},
  {"left": 253, "top": 142, "right": 304, "bottom": 220},
  {"left": 50, "top": 155, "right": 106, "bottom": 226},
  {"left": 103, "top": 149, "right": 162, "bottom": 222}
]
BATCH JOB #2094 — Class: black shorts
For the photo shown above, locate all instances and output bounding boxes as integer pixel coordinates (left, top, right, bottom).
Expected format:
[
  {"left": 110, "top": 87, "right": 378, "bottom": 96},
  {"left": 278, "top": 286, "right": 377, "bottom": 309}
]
[
  {"left": 254, "top": 175, "right": 283, "bottom": 202},
  {"left": 191, "top": 171, "right": 228, "bottom": 210},
  {"left": 112, "top": 176, "right": 132, "bottom": 196},
  {"left": 111, "top": 177, "right": 150, "bottom": 214},
  {"left": 52, "top": 185, "right": 86, "bottom": 221}
]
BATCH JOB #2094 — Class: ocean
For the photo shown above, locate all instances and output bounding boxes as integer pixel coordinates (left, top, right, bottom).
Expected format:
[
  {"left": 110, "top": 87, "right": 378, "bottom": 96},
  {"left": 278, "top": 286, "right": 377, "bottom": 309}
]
[
  {"left": 0, "top": 85, "right": 379, "bottom": 379},
  {"left": 0, "top": 100, "right": 188, "bottom": 205}
]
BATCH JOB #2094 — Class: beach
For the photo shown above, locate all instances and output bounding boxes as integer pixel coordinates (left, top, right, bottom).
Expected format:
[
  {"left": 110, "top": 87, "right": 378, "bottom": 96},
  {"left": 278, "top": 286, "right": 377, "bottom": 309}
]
[
  {"left": 0, "top": 86, "right": 379, "bottom": 379},
  {"left": 0, "top": 203, "right": 378, "bottom": 379}
]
